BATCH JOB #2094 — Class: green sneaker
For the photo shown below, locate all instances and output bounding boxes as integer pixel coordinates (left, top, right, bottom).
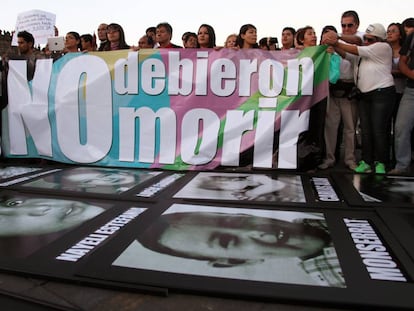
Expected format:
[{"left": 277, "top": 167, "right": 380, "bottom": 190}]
[
  {"left": 355, "top": 160, "right": 372, "bottom": 173},
  {"left": 375, "top": 162, "right": 386, "bottom": 174}
]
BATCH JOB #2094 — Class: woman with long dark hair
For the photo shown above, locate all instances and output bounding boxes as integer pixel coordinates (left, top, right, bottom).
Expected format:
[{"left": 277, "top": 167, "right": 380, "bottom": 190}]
[
  {"left": 236, "top": 24, "right": 259, "bottom": 49},
  {"left": 197, "top": 24, "right": 216, "bottom": 48},
  {"left": 102, "top": 23, "right": 130, "bottom": 51}
]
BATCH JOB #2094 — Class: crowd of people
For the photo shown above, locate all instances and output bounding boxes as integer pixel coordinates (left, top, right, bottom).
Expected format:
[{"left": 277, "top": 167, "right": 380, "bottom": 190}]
[{"left": 1, "top": 10, "right": 414, "bottom": 175}]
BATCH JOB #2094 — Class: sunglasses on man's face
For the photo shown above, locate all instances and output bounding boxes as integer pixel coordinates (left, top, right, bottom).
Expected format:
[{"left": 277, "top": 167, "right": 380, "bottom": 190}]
[{"left": 341, "top": 23, "right": 355, "bottom": 28}]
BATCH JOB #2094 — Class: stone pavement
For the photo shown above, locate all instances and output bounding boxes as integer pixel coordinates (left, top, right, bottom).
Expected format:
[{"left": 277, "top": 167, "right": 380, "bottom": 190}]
[{"left": 0, "top": 272, "right": 356, "bottom": 311}]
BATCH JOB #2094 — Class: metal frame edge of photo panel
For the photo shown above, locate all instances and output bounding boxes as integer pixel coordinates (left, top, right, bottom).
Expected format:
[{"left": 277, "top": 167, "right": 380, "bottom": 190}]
[
  {"left": 332, "top": 172, "right": 414, "bottom": 208},
  {"left": 376, "top": 207, "right": 414, "bottom": 263},
  {"left": 8, "top": 166, "right": 172, "bottom": 203}
]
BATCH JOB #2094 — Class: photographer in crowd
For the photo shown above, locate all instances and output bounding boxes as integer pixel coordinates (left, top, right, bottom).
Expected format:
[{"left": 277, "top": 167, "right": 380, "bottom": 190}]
[{"left": 323, "top": 23, "right": 396, "bottom": 174}]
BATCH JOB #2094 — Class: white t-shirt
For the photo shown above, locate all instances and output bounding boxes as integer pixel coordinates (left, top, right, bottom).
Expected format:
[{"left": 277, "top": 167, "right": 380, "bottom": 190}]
[{"left": 346, "top": 42, "right": 394, "bottom": 93}]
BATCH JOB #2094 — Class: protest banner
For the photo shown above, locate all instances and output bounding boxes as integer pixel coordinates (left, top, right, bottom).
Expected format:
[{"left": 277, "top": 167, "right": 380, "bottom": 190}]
[{"left": 2, "top": 47, "right": 330, "bottom": 170}]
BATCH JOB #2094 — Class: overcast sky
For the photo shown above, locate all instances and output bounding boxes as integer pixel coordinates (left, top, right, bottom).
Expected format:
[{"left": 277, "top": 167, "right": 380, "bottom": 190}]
[{"left": 1, "top": 0, "right": 411, "bottom": 46}]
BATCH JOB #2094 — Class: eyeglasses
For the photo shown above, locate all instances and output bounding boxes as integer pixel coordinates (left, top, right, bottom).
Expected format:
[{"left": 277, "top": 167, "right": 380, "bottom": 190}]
[
  {"left": 341, "top": 23, "right": 355, "bottom": 28},
  {"left": 387, "top": 29, "right": 399, "bottom": 34},
  {"left": 363, "top": 36, "right": 377, "bottom": 43}
]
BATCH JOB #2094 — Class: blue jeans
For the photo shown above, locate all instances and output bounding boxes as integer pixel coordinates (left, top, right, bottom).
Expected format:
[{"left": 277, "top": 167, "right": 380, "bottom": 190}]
[
  {"left": 394, "top": 87, "right": 414, "bottom": 170},
  {"left": 357, "top": 86, "right": 396, "bottom": 167}
]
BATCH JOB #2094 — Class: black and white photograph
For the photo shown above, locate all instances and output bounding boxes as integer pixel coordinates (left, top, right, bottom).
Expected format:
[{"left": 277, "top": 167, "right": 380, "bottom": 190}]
[
  {"left": 0, "top": 166, "right": 61, "bottom": 188},
  {"left": 173, "top": 172, "right": 306, "bottom": 203},
  {"left": 0, "top": 191, "right": 111, "bottom": 258},
  {"left": 113, "top": 203, "right": 344, "bottom": 287},
  {"left": 0, "top": 166, "right": 42, "bottom": 181},
  {"left": 18, "top": 167, "right": 162, "bottom": 195}
]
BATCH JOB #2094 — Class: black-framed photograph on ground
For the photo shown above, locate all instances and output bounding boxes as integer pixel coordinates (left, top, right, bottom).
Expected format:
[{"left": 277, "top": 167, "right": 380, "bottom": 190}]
[
  {"left": 0, "top": 190, "right": 113, "bottom": 258},
  {"left": 172, "top": 171, "right": 343, "bottom": 207},
  {"left": 332, "top": 172, "right": 414, "bottom": 207},
  {"left": 0, "top": 166, "right": 42, "bottom": 180},
  {"left": 75, "top": 203, "right": 414, "bottom": 309},
  {"left": 0, "top": 166, "right": 62, "bottom": 187},
  {"left": 0, "top": 197, "right": 167, "bottom": 296},
  {"left": 13, "top": 166, "right": 163, "bottom": 200},
  {"left": 173, "top": 172, "right": 306, "bottom": 204},
  {"left": 113, "top": 204, "right": 344, "bottom": 287}
]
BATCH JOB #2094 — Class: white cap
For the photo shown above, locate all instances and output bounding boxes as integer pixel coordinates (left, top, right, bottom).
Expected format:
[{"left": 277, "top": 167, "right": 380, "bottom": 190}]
[{"left": 365, "top": 23, "right": 387, "bottom": 40}]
